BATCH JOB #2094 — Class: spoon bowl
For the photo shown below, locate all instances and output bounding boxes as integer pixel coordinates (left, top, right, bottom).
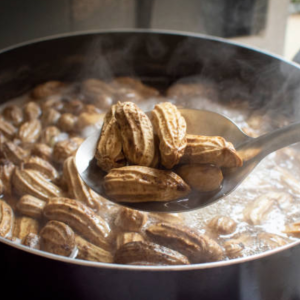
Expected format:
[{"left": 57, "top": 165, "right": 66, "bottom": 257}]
[{"left": 75, "top": 108, "right": 300, "bottom": 212}]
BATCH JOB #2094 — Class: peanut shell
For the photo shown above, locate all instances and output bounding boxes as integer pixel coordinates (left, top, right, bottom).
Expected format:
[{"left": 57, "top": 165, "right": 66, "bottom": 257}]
[
  {"left": 151, "top": 102, "right": 187, "bottom": 169},
  {"left": 181, "top": 134, "right": 243, "bottom": 168},
  {"left": 13, "top": 216, "right": 39, "bottom": 240},
  {"left": 104, "top": 166, "right": 191, "bottom": 202},
  {"left": 22, "top": 233, "right": 41, "bottom": 249},
  {"left": 63, "top": 156, "right": 102, "bottom": 211},
  {"left": 95, "top": 104, "right": 125, "bottom": 172},
  {"left": 31, "top": 81, "right": 66, "bottom": 99},
  {"left": 2, "top": 142, "right": 29, "bottom": 165},
  {"left": 40, "top": 220, "right": 76, "bottom": 257},
  {"left": 18, "top": 119, "right": 42, "bottom": 144},
  {"left": 2, "top": 105, "right": 23, "bottom": 126},
  {"left": 176, "top": 164, "right": 223, "bottom": 192},
  {"left": 0, "top": 200, "right": 14, "bottom": 238},
  {"left": 75, "top": 235, "right": 113, "bottom": 263},
  {"left": 115, "top": 101, "right": 155, "bottom": 166},
  {"left": 24, "top": 102, "right": 41, "bottom": 121},
  {"left": 17, "top": 195, "right": 46, "bottom": 219},
  {"left": 44, "top": 197, "right": 110, "bottom": 250},
  {"left": 52, "top": 137, "right": 83, "bottom": 163},
  {"left": 24, "top": 156, "right": 59, "bottom": 181},
  {"left": 0, "top": 160, "right": 15, "bottom": 196},
  {"left": 0, "top": 119, "right": 16, "bottom": 139},
  {"left": 41, "top": 126, "right": 61, "bottom": 147},
  {"left": 116, "top": 232, "right": 144, "bottom": 249},
  {"left": 12, "top": 168, "right": 64, "bottom": 201},
  {"left": 114, "top": 207, "right": 147, "bottom": 231},
  {"left": 114, "top": 241, "right": 190, "bottom": 265},
  {"left": 146, "top": 222, "right": 223, "bottom": 263},
  {"left": 31, "top": 143, "right": 52, "bottom": 161},
  {"left": 207, "top": 216, "right": 237, "bottom": 235}
]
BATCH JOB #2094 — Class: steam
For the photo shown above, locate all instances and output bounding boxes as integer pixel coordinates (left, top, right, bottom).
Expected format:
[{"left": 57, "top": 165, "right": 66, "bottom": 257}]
[
  {"left": 163, "top": 34, "right": 300, "bottom": 135},
  {"left": 71, "top": 31, "right": 300, "bottom": 140},
  {"left": 77, "top": 34, "right": 141, "bottom": 80}
]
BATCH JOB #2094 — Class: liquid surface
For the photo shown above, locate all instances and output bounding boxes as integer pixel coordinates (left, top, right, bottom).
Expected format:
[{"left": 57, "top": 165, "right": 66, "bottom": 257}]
[{"left": 1, "top": 78, "right": 299, "bottom": 264}]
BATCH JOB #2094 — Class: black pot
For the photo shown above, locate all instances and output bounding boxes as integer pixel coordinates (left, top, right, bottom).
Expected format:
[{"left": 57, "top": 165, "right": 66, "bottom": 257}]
[{"left": 1, "top": 30, "right": 300, "bottom": 300}]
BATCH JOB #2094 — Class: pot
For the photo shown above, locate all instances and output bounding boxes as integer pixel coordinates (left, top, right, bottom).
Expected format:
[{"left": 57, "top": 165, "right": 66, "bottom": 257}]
[{"left": 1, "top": 30, "right": 300, "bottom": 300}]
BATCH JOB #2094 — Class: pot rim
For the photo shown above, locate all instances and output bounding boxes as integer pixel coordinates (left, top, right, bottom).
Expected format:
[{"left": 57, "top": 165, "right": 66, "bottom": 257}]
[
  {"left": 1, "top": 235, "right": 300, "bottom": 271},
  {"left": 1, "top": 29, "right": 300, "bottom": 271},
  {"left": 0, "top": 28, "right": 299, "bottom": 71}
]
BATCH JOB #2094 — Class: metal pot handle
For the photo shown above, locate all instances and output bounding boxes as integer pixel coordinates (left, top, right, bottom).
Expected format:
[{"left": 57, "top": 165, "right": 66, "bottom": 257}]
[{"left": 292, "top": 50, "right": 300, "bottom": 64}]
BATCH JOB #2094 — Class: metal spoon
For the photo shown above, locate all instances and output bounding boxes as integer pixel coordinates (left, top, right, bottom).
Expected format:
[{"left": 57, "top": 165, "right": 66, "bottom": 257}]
[{"left": 75, "top": 109, "right": 300, "bottom": 213}]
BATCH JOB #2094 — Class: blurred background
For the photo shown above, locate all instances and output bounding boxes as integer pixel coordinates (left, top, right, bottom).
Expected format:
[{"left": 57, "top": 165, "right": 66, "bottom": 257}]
[{"left": 0, "top": 0, "right": 299, "bottom": 60}]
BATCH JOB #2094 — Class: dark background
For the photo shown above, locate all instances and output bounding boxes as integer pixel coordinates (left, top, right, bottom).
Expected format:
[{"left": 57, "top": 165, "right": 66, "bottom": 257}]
[{"left": 0, "top": 0, "right": 268, "bottom": 49}]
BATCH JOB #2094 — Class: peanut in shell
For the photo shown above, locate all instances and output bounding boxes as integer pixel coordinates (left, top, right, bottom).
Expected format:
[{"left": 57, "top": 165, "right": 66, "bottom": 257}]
[
  {"left": 114, "top": 241, "right": 190, "bottom": 265},
  {"left": 181, "top": 134, "right": 243, "bottom": 168},
  {"left": 115, "top": 101, "right": 155, "bottom": 167},
  {"left": 63, "top": 156, "right": 102, "bottom": 211},
  {"left": 176, "top": 164, "right": 223, "bottom": 192},
  {"left": 43, "top": 197, "right": 111, "bottom": 250},
  {"left": 13, "top": 216, "right": 39, "bottom": 240},
  {"left": 95, "top": 104, "right": 125, "bottom": 172},
  {"left": 0, "top": 200, "right": 14, "bottom": 238},
  {"left": 40, "top": 220, "right": 76, "bottom": 257},
  {"left": 75, "top": 235, "right": 113, "bottom": 263},
  {"left": 151, "top": 102, "right": 187, "bottom": 169},
  {"left": 146, "top": 222, "right": 223, "bottom": 263},
  {"left": 17, "top": 195, "right": 46, "bottom": 219},
  {"left": 12, "top": 168, "right": 64, "bottom": 201},
  {"left": 104, "top": 166, "right": 191, "bottom": 202}
]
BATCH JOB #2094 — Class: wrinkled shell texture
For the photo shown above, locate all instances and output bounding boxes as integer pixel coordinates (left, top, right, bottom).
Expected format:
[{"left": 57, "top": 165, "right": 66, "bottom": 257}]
[
  {"left": 12, "top": 169, "right": 64, "bottom": 201},
  {"left": 181, "top": 135, "right": 243, "bottom": 167},
  {"left": 116, "top": 232, "right": 144, "bottom": 249},
  {"left": 44, "top": 197, "right": 111, "bottom": 250},
  {"left": 13, "top": 216, "right": 39, "bottom": 240},
  {"left": 3, "top": 105, "right": 23, "bottom": 126},
  {"left": 63, "top": 157, "right": 102, "bottom": 211},
  {"left": 115, "top": 102, "right": 155, "bottom": 166},
  {"left": 114, "top": 207, "right": 147, "bottom": 231},
  {"left": 104, "top": 166, "right": 191, "bottom": 202},
  {"left": 114, "top": 241, "right": 190, "bottom": 265},
  {"left": 151, "top": 102, "right": 187, "bottom": 169},
  {"left": 0, "top": 200, "right": 14, "bottom": 238},
  {"left": 2, "top": 142, "right": 29, "bottom": 165},
  {"left": 40, "top": 220, "right": 76, "bottom": 257},
  {"left": 24, "top": 156, "right": 59, "bottom": 181},
  {"left": 207, "top": 216, "right": 237, "bottom": 235},
  {"left": 18, "top": 119, "right": 42, "bottom": 144},
  {"left": 95, "top": 105, "right": 125, "bottom": 172},
  {"left": 146, "top": 223, "right": 223, "bottom": 263},
  {"left": 52, "top": 137, "right": 83, "bottom": 163},
  {"left": 17, "top": 195, "right": 46, "bottom": 219},
  {"left": 0, "top": 78, "right": 298, "bottom": 268}
]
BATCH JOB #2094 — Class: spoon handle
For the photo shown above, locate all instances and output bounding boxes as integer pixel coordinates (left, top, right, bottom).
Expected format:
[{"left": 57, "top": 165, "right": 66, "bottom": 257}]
[{"left": 238, "top": 122, "right": 300, "bottom": 161}]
